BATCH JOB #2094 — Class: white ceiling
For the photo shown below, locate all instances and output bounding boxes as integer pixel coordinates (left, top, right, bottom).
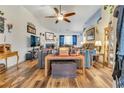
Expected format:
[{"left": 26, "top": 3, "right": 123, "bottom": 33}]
[{"left": 24, "top": 5, "right": 101, "bottom": 33}]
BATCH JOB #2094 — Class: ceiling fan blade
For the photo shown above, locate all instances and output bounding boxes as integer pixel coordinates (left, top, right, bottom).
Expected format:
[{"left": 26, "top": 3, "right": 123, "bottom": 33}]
[
  {"left": 64, "top": 12, "right": 76, "bottom": 17},
  {"left": 45, "top": 16, "right": 56, "bottom": 18},
  {"left": 64, "top": 18, "right": 71, "bottom": 23},
  {"left": 54, "top": 8, "right": 59, "bottom": 14},
  {"left": 55, "top": 20, "right": 59, "bottom": 24}
]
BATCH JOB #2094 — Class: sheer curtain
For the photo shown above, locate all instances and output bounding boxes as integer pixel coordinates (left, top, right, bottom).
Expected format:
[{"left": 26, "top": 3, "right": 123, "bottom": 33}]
[
  {"left": 64, "top": 35, "right": 72, "bottom": 45},
  {"left": 59, "top": 35, "right": 77, "bottom": 46}
]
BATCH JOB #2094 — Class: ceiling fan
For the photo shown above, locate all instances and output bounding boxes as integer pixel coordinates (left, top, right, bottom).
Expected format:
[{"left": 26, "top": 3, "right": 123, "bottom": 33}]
[{"left": 45, "top": 5, "right": 76, "bottom": 24}]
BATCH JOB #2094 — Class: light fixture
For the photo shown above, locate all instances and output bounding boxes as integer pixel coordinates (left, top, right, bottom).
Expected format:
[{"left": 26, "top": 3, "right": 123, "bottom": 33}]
[
  {"left": 81, "top": 41, "right": 85, "bottom": 45},
  {"left": 7, "top": 24, "right": 13, "bottom": 32},
  {"left": 80, "top": 41, "right": 83, "bottom": 45},
  {"left": 57, "top": 14, "right": 63, "bottom": 21},
  {"left": 40, "top": 33, "right": 44, "bottom": 36},
  {"left": 0, "top": 10, "right": 4, "bottom": 16},
  {"left": 81, "top": 41, "right": 86, "bottom": 45},
  {"left": 104, "top": 5, "right": 114, "bottom": 14}
]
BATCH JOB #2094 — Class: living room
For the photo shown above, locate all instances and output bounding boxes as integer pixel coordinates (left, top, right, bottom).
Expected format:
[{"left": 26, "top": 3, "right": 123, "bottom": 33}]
[{"left": 0, "top": 5, "right": 120, "bottom": 88}]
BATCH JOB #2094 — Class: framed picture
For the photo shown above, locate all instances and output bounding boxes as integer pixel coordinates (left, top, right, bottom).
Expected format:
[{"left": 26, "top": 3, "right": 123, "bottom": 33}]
[
  {"left": 0, "top": 17, "right": 4, "bottom": 33},
  {"left": 86, "top": 27, "right": 96, "bottom": 41},
  {"left": 27, "top": 22, "right": 36, "bottom": 34},
  {"left": 45, "top": 32, "right": 54, "bottom": 40}
]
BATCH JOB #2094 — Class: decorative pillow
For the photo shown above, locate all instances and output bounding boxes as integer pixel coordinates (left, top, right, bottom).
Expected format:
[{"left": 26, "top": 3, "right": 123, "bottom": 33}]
[{"left": 59, "top": 47, "right": 69, "bottom": 56}]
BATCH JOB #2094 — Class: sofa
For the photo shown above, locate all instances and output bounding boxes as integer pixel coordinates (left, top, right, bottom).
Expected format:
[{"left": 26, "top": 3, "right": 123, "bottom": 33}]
[
  {"left": 37, "top": 47, "right": 82, "bottom": 69},
  {"left": 37, "top": 50, "right": 48, "bottom": 69}
]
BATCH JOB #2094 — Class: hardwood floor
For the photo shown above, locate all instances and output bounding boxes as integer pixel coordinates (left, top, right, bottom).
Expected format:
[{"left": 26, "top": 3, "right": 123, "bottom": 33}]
[{"left": 0, "top": 60, "right": 113, "bottom": 88}]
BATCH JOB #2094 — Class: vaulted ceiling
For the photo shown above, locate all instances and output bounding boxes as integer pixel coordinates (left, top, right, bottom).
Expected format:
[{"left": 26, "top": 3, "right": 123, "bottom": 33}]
[{"left": 24, "top": 5, "right": 101, "bottom": 33}]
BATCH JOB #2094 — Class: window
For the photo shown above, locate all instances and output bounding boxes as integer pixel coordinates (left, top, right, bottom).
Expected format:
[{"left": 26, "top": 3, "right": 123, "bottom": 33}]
[
  {"left": 64, "top": 35, "right": 72, "bottom": 45},
  {"left": 59, "top": 35, "right": 77, "bottom": 46}
]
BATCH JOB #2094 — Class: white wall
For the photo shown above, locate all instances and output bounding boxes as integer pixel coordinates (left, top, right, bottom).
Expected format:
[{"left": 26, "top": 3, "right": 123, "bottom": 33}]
[{"left": 0, "top": 6, "right": 54, "bottom": 67}]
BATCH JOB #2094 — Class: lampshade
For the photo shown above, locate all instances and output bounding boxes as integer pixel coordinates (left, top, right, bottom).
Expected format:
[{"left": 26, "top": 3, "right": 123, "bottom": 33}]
[
  {"left": 80, "top": 41, "right": 83, "bottom": 45},
  {"left": 81, "top": 41, "right": 86, "bottom": 45},
  {"left": 95, "top": 41, "right": 102, "bottom": 46}
]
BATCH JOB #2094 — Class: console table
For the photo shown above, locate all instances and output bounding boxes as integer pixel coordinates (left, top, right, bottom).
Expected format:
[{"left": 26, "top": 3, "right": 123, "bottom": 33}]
[
  {"left": 0, "top": 51, "right": 19, "bottom": 69},
  {"left": 45, "top": 54, "right": 85, "bottom": 77}
]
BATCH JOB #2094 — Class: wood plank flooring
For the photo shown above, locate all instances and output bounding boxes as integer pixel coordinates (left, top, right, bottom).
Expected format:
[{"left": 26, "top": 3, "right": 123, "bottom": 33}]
[{"left": 0, "top": 60, "right": 113, "bottom": 88}]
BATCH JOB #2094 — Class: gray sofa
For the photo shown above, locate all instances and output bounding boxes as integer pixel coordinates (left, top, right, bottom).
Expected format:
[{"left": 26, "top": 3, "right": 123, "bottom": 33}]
[
  {"left": 37, "top": 50, "right": 48, "bottom": 69},
  {"left": 37, "top": 48, "right": 84, "bottom": 69}
]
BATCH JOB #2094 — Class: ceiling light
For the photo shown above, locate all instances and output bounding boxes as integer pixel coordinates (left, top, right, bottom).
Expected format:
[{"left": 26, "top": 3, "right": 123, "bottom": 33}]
[{"left": 57, "top": 14, "right": 63, "bottom": 20}]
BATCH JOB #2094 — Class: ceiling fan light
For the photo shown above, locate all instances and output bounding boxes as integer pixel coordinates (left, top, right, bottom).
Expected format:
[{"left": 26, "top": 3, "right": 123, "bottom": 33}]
[{"left": 57, "top": 14, "right": 63, "bottom": 20}]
